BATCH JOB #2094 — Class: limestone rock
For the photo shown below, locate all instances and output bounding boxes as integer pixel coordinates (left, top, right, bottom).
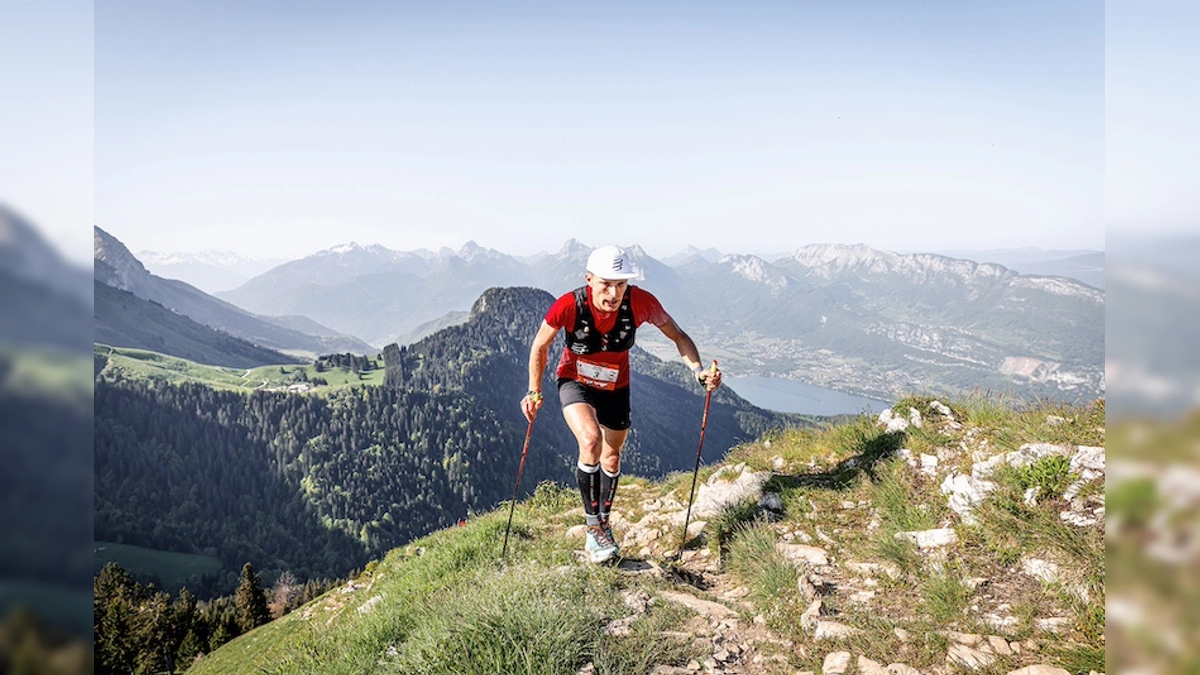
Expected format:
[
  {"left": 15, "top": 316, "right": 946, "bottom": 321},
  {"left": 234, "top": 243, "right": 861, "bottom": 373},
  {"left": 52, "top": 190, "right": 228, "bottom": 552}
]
[
  {"left": 775, "top": 542, "right": 830, "bottom": 566},
  {"left": 858, "top": 656, "right": 888, "bottom": 675},
  {"left": 676, "top": 464, "right": 772, "bottom": 523},
  {"left": 896, "top": 527, "right": 958, "bottom": 548},
  {"left": 814, "top": 621, "right": 861, "bottom": 640},
  {"left": 947, "top": 643, "right": 996, "bottom": 668},
  {"left": 823, "top": 651, "right": 852, "bottom": 675},
  {"left": 658, "top": 591, "right": 738, "bottom": 619}
]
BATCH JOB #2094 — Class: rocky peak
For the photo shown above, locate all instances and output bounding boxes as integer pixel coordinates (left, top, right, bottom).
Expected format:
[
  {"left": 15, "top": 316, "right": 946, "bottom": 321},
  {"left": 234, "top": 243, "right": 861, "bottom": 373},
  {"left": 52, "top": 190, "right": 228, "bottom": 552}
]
[
  {"left": 325, "top": 242, "right": 363, "bottom": 255},
  {"left": 93, "top": 226, "right": 151, "bottom": 291},
  {"left": 457, "top": 240, "right": 505, "bottom": 263},
  {"left": 786, "top": 243, "right": 1015, "bottom": 284},
  {"left": 718, "top": 253, "right": 791, "bottom": 290},
  {"left": 554, "top": 238, "right": 592, "bottom": 263}
]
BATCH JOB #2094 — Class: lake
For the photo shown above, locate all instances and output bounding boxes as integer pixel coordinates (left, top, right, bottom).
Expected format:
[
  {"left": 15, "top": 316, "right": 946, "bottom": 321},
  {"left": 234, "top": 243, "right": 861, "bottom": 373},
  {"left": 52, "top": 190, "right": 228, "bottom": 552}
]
[{"left": 725, "top": 375, "right": 890, "bottom": 417}]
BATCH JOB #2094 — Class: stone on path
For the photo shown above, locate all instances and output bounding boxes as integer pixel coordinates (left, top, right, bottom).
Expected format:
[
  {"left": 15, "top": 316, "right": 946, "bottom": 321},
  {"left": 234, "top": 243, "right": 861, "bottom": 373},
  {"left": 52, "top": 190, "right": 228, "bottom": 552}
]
[{"left": 822, "top": 651, "right": 852, "bottom": 675}]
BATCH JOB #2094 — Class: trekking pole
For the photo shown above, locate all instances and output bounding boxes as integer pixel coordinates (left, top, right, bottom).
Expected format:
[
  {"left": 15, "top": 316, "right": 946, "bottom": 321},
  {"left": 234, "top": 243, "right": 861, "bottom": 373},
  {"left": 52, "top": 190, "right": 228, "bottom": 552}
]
[
  {"left": 676, "top": 360, "right": 718, "bottom": 558},
  {"left": 501, "top": 415, "right": 536, "bottom": 560}
]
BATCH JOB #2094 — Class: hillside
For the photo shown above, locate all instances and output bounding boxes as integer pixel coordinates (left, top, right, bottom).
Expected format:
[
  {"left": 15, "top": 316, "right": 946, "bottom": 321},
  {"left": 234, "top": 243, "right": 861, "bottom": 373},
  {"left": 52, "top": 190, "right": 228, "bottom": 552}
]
[
  {"left": 93, "top": 286, "right": 810, "bottom": 600},
  {"left": 94, "top": 280, "right": 300, "bottom": 369},
  {"left": 181, "top": 394, "right": 1105, "bottom": 675},
  {"left": 94, "top": 227, "right": 376, "bottom": 357},
  {"left": 214, "top": 239, "right": 1103, "bottom": 404}
]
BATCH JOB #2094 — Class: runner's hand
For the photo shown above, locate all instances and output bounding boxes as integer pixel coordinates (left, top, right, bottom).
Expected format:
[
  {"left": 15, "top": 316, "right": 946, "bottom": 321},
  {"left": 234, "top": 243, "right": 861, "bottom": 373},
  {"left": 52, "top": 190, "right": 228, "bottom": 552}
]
[
  {"left": 521, "top": 391, "right": 543, "bottom": 422},
  {"left": 695, "top": 362, "right": 722, "bottom": 391}
]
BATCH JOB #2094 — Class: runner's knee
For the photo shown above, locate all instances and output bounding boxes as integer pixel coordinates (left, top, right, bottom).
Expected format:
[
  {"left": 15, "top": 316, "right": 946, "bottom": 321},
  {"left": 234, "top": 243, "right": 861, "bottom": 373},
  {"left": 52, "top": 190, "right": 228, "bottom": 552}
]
[{"left": 575, "top": 429, "right": 602, "bottom": 460}]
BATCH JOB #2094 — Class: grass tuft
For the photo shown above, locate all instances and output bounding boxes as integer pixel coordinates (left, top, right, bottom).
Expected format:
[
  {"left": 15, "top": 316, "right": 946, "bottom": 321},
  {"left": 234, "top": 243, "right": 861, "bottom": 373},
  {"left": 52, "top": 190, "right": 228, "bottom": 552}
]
[{"left": 723, "top": 522, "right": 799, "bottom": 607}]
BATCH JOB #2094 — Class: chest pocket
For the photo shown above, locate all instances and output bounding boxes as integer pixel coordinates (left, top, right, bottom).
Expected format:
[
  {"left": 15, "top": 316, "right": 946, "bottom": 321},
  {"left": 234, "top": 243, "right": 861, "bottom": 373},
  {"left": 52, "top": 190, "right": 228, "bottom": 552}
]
[{"left": 567, "top": 286, "right": 637, "bottom": 355}]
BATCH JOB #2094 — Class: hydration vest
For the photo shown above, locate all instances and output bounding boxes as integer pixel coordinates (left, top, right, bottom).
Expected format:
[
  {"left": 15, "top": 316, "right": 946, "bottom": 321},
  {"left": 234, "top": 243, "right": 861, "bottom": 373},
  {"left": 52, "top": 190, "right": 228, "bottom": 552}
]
[{"left": 567, "top": 286, "right": 637, "bottom": 355}]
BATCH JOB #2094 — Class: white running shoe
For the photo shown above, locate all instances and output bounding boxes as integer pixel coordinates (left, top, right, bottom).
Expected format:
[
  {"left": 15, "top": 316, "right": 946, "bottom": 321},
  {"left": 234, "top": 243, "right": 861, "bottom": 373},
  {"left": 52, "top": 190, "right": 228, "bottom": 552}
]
[{"left": 585, "top": 524, "right": 618, "bottom": 563}]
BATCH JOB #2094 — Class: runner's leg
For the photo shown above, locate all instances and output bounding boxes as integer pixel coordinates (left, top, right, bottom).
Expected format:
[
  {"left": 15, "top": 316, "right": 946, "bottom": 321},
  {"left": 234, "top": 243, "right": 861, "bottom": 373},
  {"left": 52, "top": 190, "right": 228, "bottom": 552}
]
[{"left": 564, "top": 402, "right": 604, "bottom": 526}]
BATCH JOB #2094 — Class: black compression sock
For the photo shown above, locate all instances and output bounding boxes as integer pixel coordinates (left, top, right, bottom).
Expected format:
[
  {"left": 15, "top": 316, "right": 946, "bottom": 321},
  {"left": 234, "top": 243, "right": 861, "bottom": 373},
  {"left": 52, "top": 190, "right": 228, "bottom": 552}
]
[
  {"left": 599, "top": 467, "right": 620, "bottom": 523},
  {"left": 576, "top": 461, "right": 601, "bottom": 526}
]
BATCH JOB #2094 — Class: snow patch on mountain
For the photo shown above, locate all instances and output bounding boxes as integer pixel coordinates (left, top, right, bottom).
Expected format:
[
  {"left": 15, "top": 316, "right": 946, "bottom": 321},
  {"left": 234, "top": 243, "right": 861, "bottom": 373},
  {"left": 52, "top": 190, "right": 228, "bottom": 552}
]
[{"left": 139, "top": 250, "right": 285, "bottom": 267}]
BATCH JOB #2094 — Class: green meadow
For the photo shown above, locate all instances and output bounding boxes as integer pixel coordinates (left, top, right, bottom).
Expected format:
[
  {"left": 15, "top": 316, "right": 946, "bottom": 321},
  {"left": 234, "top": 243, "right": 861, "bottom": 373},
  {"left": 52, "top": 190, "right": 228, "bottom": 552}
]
[
  {"left": 93, "top": 541, "right": 224, "bottom": 592},
  {"left": 95, "top": 344, "right": 385, "bottom": 393}
]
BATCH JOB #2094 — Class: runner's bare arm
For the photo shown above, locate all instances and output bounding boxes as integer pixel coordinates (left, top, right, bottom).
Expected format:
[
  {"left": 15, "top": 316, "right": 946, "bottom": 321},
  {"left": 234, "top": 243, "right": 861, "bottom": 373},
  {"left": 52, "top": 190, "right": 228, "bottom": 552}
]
[
  {"left": 522, "top": 321, "right": 558, "bottom": 420},
  {"left": 528, "top": 321, "right": 557, "bottom": 391},
  {"left": 656, "top": 315, "right": 723, "bottom": 389}
]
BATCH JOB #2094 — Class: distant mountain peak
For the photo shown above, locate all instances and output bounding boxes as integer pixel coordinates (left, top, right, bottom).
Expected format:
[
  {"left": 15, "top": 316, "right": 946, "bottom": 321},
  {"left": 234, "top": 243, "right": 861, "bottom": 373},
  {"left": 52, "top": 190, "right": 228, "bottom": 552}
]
[
  {"left": 664, "top": 245, "right": 723, "bottom": 267},
  {"left": 327, "top": 242, "right": 363, "bottom": 255},
  {"left": 94, "top": 226, "right": 151, "bottom": 290},
  {"left": 786, "top": 243, "right": 1016, "bottom": 283},
  {"left": 717, "top": 253, "right": 791, "bottom": 290},
  {"left": 457, "top": 240, "right": 506, "bottom": 262},
  {"left": 138, "top": 249, "right": 282, "bottom": 266},
  {"left": 556, "top": 238, "right": 591, "bottom": 255},
  {"left": 310, "top": 242, "right": 402, "bottom": 262}
]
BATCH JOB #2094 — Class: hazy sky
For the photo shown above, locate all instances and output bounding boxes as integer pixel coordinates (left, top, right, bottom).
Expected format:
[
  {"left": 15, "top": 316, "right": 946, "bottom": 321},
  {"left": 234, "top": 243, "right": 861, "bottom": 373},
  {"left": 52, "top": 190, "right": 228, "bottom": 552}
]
[
  {"left": 87, "top": 1, "right": 1111, "bottom": 261},
  {"left": 14, "top": 3, "right": 1195, "bottom": 267}
]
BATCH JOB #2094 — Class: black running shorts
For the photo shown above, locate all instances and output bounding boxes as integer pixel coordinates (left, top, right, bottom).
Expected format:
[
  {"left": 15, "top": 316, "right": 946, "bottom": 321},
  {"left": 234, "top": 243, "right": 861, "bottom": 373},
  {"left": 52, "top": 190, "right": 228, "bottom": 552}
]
[{"left": 557, "top": 378, "right": 632, "bottom": 431}]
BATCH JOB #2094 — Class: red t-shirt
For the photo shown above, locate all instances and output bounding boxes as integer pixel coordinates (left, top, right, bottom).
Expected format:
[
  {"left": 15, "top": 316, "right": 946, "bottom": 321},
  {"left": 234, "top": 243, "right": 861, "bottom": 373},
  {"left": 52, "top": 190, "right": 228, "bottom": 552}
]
[{"left": 545, "top": 285, "right": 669, "bottom": 389}]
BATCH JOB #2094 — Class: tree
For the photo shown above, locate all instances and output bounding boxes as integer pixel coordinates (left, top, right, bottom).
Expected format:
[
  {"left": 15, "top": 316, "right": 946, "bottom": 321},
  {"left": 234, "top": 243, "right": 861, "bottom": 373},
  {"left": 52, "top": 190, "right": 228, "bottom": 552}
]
[
  {"left": 233, "top": 563, "right": 270, "bottom": 633},
  {"left": 134, "top": 589, "right": 178, "bottom": 674},
  {"left": 94, "top": 563, "right": 141, "bottom": 674},
  {"left": 172, "top": 588, "right": 201, "bottom": 666},
  {"left": 269, "top": 571, "right": 300, "bottom": 619}
]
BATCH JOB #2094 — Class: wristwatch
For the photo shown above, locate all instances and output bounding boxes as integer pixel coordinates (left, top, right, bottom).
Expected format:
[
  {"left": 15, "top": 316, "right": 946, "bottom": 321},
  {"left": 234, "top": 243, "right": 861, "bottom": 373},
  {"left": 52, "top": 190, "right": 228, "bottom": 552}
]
[
  {"left": 525, "top": 390, "right": 543, "bottom": 401},
  {"left": 691, "top": 365, "right": 705, "bottom": 383}
]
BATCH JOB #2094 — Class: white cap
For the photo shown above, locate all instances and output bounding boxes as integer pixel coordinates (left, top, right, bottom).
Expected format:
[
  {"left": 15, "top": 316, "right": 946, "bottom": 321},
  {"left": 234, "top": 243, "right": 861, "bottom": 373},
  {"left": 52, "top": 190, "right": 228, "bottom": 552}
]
[{"left": 586, "top": 245, "right": 640, "bottom": 280}]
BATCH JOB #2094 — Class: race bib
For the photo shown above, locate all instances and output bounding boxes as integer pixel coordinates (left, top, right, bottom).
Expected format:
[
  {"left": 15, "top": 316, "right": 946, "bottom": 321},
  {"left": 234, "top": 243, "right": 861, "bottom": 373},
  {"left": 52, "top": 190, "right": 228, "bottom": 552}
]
[{"left": 575, "top": 357, "right": 620, "bottom": 391}]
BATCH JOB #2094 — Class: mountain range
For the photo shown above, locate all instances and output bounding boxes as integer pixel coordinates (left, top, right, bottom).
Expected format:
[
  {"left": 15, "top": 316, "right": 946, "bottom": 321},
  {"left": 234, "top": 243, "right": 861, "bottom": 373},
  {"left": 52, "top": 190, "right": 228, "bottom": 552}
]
[
  {"left": 92, "top": 225, "right": 1104, "bottom": 403},
  {"left": 93, "top": 281, "right": 296, "bottom": 369},
  {"left": 207, "top": 238, "right": 1103, "bottom": 403},
  {"left": 94, "top": 227, "right": 376, "bottom": 362},
  {"left": 137, "top": 249, "right": 289, "bottom": 294},
  {"left": 933, "top": 247, "right": 1104, "bottom": 289}
]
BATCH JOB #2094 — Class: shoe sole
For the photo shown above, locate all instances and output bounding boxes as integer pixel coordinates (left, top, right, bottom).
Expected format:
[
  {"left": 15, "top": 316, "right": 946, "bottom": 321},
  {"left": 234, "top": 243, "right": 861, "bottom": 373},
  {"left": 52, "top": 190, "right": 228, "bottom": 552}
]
[{"left": 589, "top": 547, "right": 618, "bottom": 564}]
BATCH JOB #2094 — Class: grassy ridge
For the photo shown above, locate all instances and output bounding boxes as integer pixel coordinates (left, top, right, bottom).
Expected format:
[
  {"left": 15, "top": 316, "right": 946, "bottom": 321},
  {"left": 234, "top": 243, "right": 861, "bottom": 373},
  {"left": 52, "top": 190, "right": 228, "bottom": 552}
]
[
  {"left": 188, "top": 394, "right": 1105, "bottom": 674},
  {"left": 189, "top": 485, "right": 704, "bottom": 675}
]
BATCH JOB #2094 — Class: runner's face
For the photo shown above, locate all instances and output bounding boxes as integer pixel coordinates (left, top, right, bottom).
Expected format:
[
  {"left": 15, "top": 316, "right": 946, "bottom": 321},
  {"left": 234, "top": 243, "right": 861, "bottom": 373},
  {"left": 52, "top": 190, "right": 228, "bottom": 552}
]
[{"left": 587, "top": 273, "right": 628, "bottom": 313}]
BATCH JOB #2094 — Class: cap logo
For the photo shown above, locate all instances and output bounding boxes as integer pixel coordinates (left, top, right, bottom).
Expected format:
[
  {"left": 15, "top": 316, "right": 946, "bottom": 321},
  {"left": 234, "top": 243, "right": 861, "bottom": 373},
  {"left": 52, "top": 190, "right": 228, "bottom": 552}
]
[{"left": 612, "top": 258, "right": 623, "bottom": 271}]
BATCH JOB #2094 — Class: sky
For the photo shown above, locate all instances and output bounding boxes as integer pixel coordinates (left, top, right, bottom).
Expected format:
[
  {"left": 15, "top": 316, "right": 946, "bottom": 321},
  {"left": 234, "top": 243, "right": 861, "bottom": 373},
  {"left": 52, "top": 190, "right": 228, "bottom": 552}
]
[
  {"left": 5, "top": 2, "right": 1195, "bottom": 266},
  {"left": 83, "top": 1, "right": 1110, "bottom": 262}
]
